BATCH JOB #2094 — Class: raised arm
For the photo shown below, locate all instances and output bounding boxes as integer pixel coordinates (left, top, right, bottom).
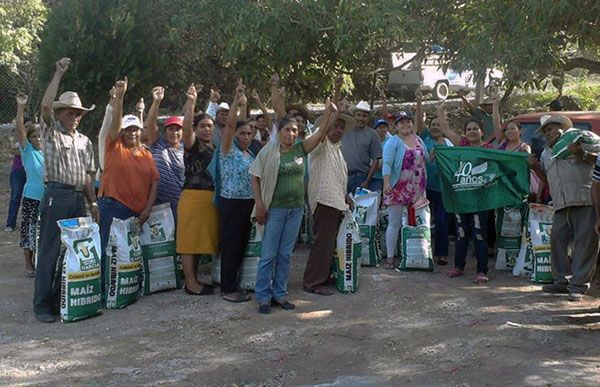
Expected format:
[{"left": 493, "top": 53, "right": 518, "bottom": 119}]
[
  {"left": 145, "top": 86, "right": 164, "bottom": 145},
  {"left": 135, "top": 97, "right": 145, "bottom": 125},
  {"left": 15, "top": 93, "right": 28, "bottom": 148},
  {"left": 182, "top": 83, "right": 198, "bottom": 149},
  {"left": 333, "top": 76, "right": 343, "bottom": 110},
  {"left": 108, "top": 77, "right": 128, "bottom": 141},
  {"left": 302, "top": 97, "right": 337, "bottom": 153},
  {"left": 457, "top": 89, "right": 475, "bottom": 115},
  {"left": 41, "top": 57, "right": 70, "bottom": 125},
  {"left": 414, "top": 88, "right": 425, "bottom": 136},
  {"left": 270, "top": 73, "right": 286, "bottom": 120},
  {"left": 251, "top": 89, "right": 272, "bottom": 130},
  {"left": 223, "top": 80, "right": 247, "bottom": 155},
  {"left": 238, "top": 89, "right": 248, "bottom": 122},
  {"left": 205, "top": 86, "right": 220, "bottom": 119},
  {"left": 492, "top": 96, "right": 504, "bottom": 144},
  {"left": 436, "top": 102, "right": 460, "bottom": 145},
  {"left": 380, "top": 87, "right": 389, "bottom": 120}
]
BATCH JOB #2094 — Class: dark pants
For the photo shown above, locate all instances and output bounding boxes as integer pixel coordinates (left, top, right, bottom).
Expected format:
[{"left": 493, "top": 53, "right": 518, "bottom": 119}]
[
  {"left": 303, "top": 204, "right": 343, "bottom": 291},
  {"left": 6, "top": 167, "right": 26, "bottom": 229},
  {"left": 33, "top": 183, "right": 86, "bottom": 316},
  {"left": 454, "top": 211, "right": 488, "bottom": 274},
  {"left": 427, "top": 189, "right": 449, "bottom": 257},
  {"left": 347, "top": 171, "right": 380, "bottom": 194},
  {"left": 219, "top": 197, "right": 254, "bottom": 293},
  {"left": 99, "top": 197, "right": 138, "bottom": 289}
]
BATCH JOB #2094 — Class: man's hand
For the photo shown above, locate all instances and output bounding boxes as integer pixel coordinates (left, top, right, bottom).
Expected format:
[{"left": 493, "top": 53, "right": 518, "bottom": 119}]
[
  {"left": 138, "top": 208, "right": 151, "bottom": 224},
  {"left": 236, "top": 79, "right": 247, "bottom": 105},
  {"left": 567, "top": 140, "right": 584, "bottom": 157},
  {"left": 90, "top": 205, "right": 99, "bottom": 223},
  {"left": 152, "top": 86, "right": 165, "bottom": 102},
  {"left": 383, "top": 182, "right": 392, "bottom": 195},
  {"left": 252, "top": 89, "right": 260, "bottom": 101},
  {"left": 135, "top": 97, "right": 145, "bottom": 113},
  {"left": 115, "top": 77, "right": 128, "bottom": 98},
  {"left": 55, "top": 57, "right": 71, "bottom": 74},
  {"left": 209, "top": 86, "right": 220, "bottom": 103},
  {"left": 16, "top": 93, "right": 28, "bottom": 106},
  {"left": 325, "top": 96, "right": 338, "bottom": 115},
  {"left": 345, "top": 195, "right": 354, "bottom": 212},
  {"left": 186, "top": 83, "right": 198, "bottom": 102},
  {"left": 255, "top": 202, "right": 268, "bottom": 225},
  {"left": 415, "top": 88, "right": 423, "bottom": 100},
  {"left": 270, "top": 73, "right": 279, "bottom": 86},
  {"left": 335, "top": 75, "right": 344, "bottom": 89},
  {"left": 359, "top": 180, "right": 370, "bottom": 189}
]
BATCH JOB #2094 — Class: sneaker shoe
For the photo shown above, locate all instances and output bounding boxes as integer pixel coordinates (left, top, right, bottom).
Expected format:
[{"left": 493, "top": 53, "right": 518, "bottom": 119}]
[
  {"left": 567, "top": 292, "right": 584, "bottom": 302},
  {"left": 541, "top": 283, "right": 569, "bottom": 294},
  {"left": 4, "top": 227, "right": 14, "bottom": 232},
  {"left": 258, "top": 303, "right": 271, "bottom": 314}
]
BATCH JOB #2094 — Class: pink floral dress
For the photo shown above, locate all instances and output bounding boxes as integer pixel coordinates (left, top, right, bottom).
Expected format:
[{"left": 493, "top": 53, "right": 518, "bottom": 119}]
[{"left": 384, "top": 140, "right": 427, "bottom": 206}]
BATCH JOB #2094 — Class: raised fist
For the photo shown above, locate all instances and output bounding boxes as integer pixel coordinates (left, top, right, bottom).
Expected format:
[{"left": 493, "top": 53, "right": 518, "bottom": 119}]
[
  {"left": 55, "top": 57, "right": 71, "bottom": 73},
  {"left": 152, "top": 86, "right": 165, "bottom": 102},
  {"left": 335, "top": 75, "right": 344, "bottom": 88},
  {"left": 270, "top": 73, "right": 280, "bottom": 86},
  {"left": 135, "top": 97, "right": 145, "bottom": 113},
  {"left": 16, "top": 93, "right": 28, "bottom": 106},
  {"left": 186, "top": 83, "right": 197, "bottom": 101},
  {"left": 209, "top": 86, "right": 220, "bottom": 103},
  {"left": 115, "top": 76, "right": 128, "bottom": 97}
]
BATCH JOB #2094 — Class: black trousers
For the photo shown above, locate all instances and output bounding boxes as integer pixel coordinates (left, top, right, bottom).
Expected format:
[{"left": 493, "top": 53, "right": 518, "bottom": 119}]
[
  {"left": 33, "top": 183, "right": 86, "bottom": 315},
  {"left": 219, "top": 197, "right": 254, "bottom": 293}
]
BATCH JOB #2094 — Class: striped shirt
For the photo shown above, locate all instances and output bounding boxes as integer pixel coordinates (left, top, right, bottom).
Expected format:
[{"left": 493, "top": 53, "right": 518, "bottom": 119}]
[
  {"left": 151, "top": 136, "right": 185, "bottom": 206},
  {"left": 593, "top": 154, "right": 600, "bottom": 182},
  {"left": 42, "top": 119, "right": 95, "bottom": 188},
  {"left": 308, "top": 137, "right": 348, "bottom": 215}
]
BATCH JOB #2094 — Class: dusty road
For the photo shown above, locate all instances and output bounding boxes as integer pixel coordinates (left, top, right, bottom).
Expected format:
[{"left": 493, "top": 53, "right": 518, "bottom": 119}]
[{"left": 1, "top": 186, "right": 599, "bottom": 387}]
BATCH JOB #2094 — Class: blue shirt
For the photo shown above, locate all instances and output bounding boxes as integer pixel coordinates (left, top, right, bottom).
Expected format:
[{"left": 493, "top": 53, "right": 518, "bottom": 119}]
[
  {"left": 19, "top": 140, "right": 45, "bottom": 201},
  {"left": 151, "top": 136, "right": 185, "bottom": 205},
  {"left": 220, "top": 145, "right": 254, "bottom": 199},
  {"left": 372, "top": 136, "right": 389, "bottom": 180}
]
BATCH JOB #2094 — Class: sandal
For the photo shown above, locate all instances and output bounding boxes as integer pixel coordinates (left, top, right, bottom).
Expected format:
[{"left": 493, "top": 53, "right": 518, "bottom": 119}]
[
  {"left": 25, "top": 270, "right": 35, "bottom": 278},
  {"left": 222, "top": 292, "right": 251, "bottom": 303},
  {"left": 184, "top": 284, "right": 215, "bottom": 296},
  {"left": 447, "top": 268, "right": 464, "bottom": 278},
  {"left": 384, "top": 258, "right": 395, "bottom": 270},
  {"left": 473, "top": 273, "right": 489, "bottom": 285},
  {"left": 435, "top": 256, "right": 448, "bottom": 266},
  {"left": 303, "top": 286, "right": 334, "bottom": 296}
]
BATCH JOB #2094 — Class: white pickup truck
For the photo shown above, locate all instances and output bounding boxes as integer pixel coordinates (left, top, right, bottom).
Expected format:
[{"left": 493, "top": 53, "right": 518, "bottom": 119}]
[{"left": 387, "top": 52, "right": 502, "bottom": 100}]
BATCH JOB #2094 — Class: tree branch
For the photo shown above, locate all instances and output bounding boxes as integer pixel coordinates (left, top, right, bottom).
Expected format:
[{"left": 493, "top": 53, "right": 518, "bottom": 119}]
[{"left": 562, "top": 57, "right": 600, "bottom": 74}]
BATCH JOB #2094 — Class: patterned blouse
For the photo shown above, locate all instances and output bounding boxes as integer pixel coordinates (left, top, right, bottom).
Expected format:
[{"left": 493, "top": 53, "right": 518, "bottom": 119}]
[{"left": 220, "top": 145, "right": 254, "bottom": 199}]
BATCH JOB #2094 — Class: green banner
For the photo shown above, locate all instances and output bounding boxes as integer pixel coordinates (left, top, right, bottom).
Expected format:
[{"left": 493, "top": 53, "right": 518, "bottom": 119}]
[{"left": 436, "top": 146, "right": 530, "bottom": 214}]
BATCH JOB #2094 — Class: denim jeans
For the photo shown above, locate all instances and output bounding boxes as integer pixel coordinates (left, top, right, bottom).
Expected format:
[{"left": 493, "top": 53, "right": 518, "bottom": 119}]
[
  {"left": 427, "top": 189, "right": 449, "bottom": 257},
  {"left": 347, "top": 172, "right": 381, "bottom": 194},
  {"left": 6, "top": 167, "right": 26, "bottom": 229},
  {"left": 454, "top": 211, "right": 488, "bottom": 274},
  {"left": 255, "top": 207, "right": 303, "bottom": 303}
]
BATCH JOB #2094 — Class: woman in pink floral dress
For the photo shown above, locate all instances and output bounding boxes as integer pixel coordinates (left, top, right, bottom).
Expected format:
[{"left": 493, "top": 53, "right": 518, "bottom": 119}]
[{"left": 382, "top": 111, "right": 428, "bottom": 269}]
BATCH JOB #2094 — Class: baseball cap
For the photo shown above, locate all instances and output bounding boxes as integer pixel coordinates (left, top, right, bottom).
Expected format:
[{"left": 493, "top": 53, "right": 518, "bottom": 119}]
[
  {"left": 121, "top": 114, "right": 142, "bottom": 129},
  {"left": 164, "top": 116, "right": 183, "bottom": 128},
  {"left": 394, "top": 111, "right": 414, "bottom": 123},
  {"left": 374, "top": 119, "right": 388, "bottom": 128}
]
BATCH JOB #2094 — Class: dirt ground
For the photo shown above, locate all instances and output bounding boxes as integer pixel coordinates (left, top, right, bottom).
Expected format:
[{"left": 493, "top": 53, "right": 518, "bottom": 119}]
[{"left": 1, "top": 189, "right": 600, "bottom": 387}]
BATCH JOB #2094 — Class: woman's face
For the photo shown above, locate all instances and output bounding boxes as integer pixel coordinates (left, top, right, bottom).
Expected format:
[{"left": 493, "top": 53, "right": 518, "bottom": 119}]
[
  {"left": 503, "top": 121, "right": 521, "bottom": 142},
  {"left": 395, "top": 118, "right": 413, "bottom": 137},
  {"left": 27, "top": 129, "right": 43, "bottom": 150},
  {"left": 247, "top": 120, "right": 259, "bottom": 138},
  {"left": 430, "top": 117, "right": 442, "bottom": 137},
  {"left": 465, "top": 122, "right": 483, "bottom": 143},
  {"left": 236, "top": 124, "right": 253, "bottom": 150},
  {"left": 279, "top": 121, "right": 299, "bottom": 147},
  {"left": 121, "top": 126, "right": 141, "bottom": 148},
  {"left": 195, "top": 118, "right": 214, "bottom": 143},
  {"left": 294, "top": 114, "right": 306, "bottom": 133},
  {"left": 165, "top": 124, "right": 183, "bottom": 147},
  {"left": 376, "top": 124, "right": 388, "bottom": 139}
]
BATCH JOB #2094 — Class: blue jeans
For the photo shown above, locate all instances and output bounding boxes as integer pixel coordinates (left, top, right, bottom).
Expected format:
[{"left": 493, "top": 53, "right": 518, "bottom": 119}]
[
  {"left": 6, "top": 167, "right": 26, "bottom": 229},
  {"left": 255, "top": 207, "right": 303, "bottom": 303},
  {"left": 427, "top": 189, "right": 449, "bottom": 257},
  {"left": 454, "top": 212, "right": 488, "bottom": 274},
  {"left": 99, "top": 197, "right": 138, "bottom": 261}
]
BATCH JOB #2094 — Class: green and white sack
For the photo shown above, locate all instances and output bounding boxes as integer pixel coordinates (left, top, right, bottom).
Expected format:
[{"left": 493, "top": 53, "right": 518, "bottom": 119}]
[
  {"left": 512, "top": 229, "right": 534, "bottom": 277},
  {"left": 352, "top": 189, "right": 380, "bottom": 266},
  {"left": 551, "top": 128, "right": 600, "bottom": 159},
  {"left": 495, "top": 206, "right": 527, "bottom": 270},
  {"left": 139, "top": 203, "right": 182, "bottom": 294},
  {"left": 58, "top": 217, "right": 102, "bottom": 323},
  {"left": 212, "top": 223, "right": 261, "bottom": 290},
  {"left": 105, "top": 217, "right": 142, "bottom": 309},
  {"left": 377, "top": 206, "right": 401, "bottom": 258},
  {"left": 399, "top": 205, "right": 434, "bottom": 271},
  {"left": 333, "top": 211, "right": 361, "bottom": 293},
  {"left": 528, "top": 203, "right": 554, "bottom": 283}
]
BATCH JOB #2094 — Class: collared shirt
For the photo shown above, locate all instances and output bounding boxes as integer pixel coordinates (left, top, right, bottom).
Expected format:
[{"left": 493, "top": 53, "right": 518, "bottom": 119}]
[
  {"left": 151, "top": 136, "right": 185, "bottom": 203},
  {"left": 341, "top": 126, "right": 382, "bottom": 175},
  {"left": 541, "top": 147, "right": 594, "bottom": 211},
  {"left": 42, "top": 119, "right": 95, "bottom": 188},
  {"left": 308, "top": 137, "right": 348, "bottom": 214}
]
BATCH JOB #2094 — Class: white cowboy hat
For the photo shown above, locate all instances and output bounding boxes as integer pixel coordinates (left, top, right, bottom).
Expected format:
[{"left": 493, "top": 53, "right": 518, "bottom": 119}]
[
  {"left": 351, "top": 100, "right": 371, "bottom": 113},
  {"left": 52, "top": 91, "right": 95, "bottom": 111},
  {"left": 215, "top": 102, "right": 230, "bottom": 114},
  {"left": 314, "top": 113, "right": 356, "bottom": 130},
  {"left": 121, "top": 114, "right": 142, "bottom": 129},
  {"left": 537, "top": 114, "right": 572, "bottom": 132}
]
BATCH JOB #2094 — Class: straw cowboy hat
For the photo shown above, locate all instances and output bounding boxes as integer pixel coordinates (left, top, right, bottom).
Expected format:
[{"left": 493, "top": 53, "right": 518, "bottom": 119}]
[
  {"left": 537, "top": 114, "right": 573, "bottom": 133},
  {"left": 350, "top": 100, "right": 371, "bottom": 113},
  {"left": 52, "top": 91, "right": 95, "bottom": 112},
  {"left": 314, "top": 113, "right": 356, "bottom": 130}
]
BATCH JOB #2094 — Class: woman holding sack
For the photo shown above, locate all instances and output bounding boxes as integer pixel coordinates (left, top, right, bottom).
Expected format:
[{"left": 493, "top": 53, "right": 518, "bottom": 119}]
[
  {"left": 382, "top": 110, "right": 429, "bottom": 270},
  {"left": 178, "top": 83, "right": 217, "bottom": 296},
  {"left": 98, "top": 77, "right": 159, "bottom": 275},
  {"left": 250, "top": 78, "right": 337, "bottom": 314}
]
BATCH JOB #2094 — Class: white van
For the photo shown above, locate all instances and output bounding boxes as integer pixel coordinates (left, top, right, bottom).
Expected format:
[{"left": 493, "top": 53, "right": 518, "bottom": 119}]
[{"left": 387, "top": 51, "right": 502, "bottom": 100}]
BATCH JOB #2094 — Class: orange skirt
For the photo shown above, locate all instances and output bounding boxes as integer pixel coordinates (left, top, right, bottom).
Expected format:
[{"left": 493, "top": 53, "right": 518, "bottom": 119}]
[{"left": 176, "top": 189, "right": 219, "bottom": 254}]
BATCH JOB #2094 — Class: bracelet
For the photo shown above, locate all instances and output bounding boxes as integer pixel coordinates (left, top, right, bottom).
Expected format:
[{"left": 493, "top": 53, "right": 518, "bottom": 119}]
[{"left": 90, "top": 202, "right": 98, "bottom": 207}]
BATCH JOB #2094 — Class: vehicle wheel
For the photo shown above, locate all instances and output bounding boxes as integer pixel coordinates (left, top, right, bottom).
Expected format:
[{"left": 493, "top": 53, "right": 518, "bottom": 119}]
[{"left": 433, "top": 81, "right": 449, "bottom": 100}]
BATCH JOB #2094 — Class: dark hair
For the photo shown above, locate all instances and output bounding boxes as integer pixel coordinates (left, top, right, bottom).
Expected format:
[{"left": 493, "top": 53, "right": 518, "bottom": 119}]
[
  {"left": 277, "top": 114, "right": 298, "bottom": 131},
  {"left": 293, "top": 111, "right": 308, "bottom": 121},
  {"left": 505, "top": 119, "right": 521, "bottom": 130},
  {"left": 427, "top": 115, "right": 439, "bottom": 128},
  {"left": 463, "top": 118, "right": 482, "bottom": 133},
  {"left": 193, "top": 113, "right": 214, "bottom": 127},
  {"left": 236, "top": 120, "right": 250, "bottom": 130},
  {"left": 255, "top": 113, "right": 265, "bottom": 121}
]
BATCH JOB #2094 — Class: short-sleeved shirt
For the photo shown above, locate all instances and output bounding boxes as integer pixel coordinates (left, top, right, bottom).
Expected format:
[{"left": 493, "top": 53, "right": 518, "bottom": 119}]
[
  {"left": 341, "top": 126, "right": 382, "bottom": 175},
  {"left": 42, "top": 119, "right": 95, "bottom": 188},
  {"left": 421, "top": 132, "right": 453, "bottom": 192},
  {"left": 270, "top": 142, "right": 307, "bottom": 208},
  {"left": 593, "top": 155, "right": 600, "bottom": 182},
  {"left": 472, "top": 108, "right": 494, "bottom": 140},
  {"left": 19, "top": 140, "right": 45, "bottom": 201},
  {"left": 249, "top": 139, "right": 263, "bottom": 156},
  {"left": 183, "top": 138, "right": 214, "bottom": 190},
  {"left": 151, "top": 136, "right": 185, "bottom": 203},
  {"left": 220, "top": 145, "right": 254, "bottom": 199},
  {"left": 100, "top": 137, "right": 159, "bottom": 214},
  {"left": 11, "top": 154, "right": 23, "bottom": 171},
  {"left": 308, "top": 137, "right": 348, "bottom": 214}
]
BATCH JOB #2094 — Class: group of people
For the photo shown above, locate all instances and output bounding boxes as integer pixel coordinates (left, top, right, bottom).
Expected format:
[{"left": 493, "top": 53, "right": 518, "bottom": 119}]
[{"left": 7, "top": 57, "right": 600, "bottom": 323}]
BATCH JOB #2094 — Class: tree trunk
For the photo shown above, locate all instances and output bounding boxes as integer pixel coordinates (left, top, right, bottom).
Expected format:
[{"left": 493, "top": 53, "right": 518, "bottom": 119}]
[{"left": 474, "top": 71, "right": 486, "bottom": 105}]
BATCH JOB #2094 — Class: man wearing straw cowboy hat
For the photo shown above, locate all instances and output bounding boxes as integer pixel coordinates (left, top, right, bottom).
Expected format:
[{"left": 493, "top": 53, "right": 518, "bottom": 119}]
[
  {"left": 341, "top": 100, "right": 382, "bottom": 193},
  {"left": 534, "top": 114, "right": 599, "bottom": 302},
  {"left": 33, "top": 57, "right": 98, "bottom": 323}
]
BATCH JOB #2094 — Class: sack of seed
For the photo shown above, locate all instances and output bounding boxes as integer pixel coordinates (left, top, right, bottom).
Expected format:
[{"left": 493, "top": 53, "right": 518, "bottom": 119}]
[
  {"left": 58, "top": 217, "right": 102, "bottom": 322},
  {"left": 495, "top": 205, "right": 527, "bottom": 270},
  {"left": 332, "top": 211, "right": 362, "bottom": 293},
  {"left": 352, "top": 189, "right": 380, "bottom": 267},
  {"left": 528, "top": 203, "right": 554, "bottom": 283}
]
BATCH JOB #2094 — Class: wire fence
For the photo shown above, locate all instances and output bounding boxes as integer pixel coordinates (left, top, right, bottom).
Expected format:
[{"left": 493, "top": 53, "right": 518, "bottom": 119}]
[{"left": 0, "top": 64, "right": 42, "bottom": 126}]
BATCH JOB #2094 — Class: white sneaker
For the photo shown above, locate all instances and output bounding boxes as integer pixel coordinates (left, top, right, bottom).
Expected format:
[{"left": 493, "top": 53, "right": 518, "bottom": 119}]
[
  {"left": 567, "top": 292, "right": 584, "bottom": 302},
  {"left": 3, "top": 227, "right": 14, "bottom": 232}
]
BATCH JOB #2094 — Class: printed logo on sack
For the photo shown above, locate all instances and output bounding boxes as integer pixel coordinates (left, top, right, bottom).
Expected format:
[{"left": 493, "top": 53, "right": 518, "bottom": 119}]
[
  {"left": 73, "top": 238, "right": 100, "bottom": 271},
  {"left": 127, "top": 231, "right": 142, "bottom": 261},
  {"left": 540, "top": 224, "right": 552, "bottom": 245},
  {"left": 149, "top": 223, "right": 166, "bottom": 242},
  {"left": 355, "top": 207, "right": 367, "bottom": 223},
  {"left": 453, "top": 161, "right": 495, "bottom": 191}
]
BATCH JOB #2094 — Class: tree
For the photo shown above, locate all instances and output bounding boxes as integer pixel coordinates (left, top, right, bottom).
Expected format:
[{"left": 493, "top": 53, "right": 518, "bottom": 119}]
[{"left": 0, "top": 0, "right": 47, "bottom": 70}]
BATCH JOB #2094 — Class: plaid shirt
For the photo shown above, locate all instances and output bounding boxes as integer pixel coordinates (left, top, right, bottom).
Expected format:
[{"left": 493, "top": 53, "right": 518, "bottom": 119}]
[{"left": 42, "top": 119, "right": 95, "bottom": 188}]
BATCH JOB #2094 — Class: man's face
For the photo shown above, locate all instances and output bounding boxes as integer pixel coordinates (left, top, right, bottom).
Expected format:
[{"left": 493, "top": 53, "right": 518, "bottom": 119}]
[
  {"left": 328, "top": 118, "right": 347, "bottom": 143},
  {"left": 353, "top": 110, "right": 369, "bottom": 127},
  {"left": 216, "top": 110, "right": 229, "bottom": 126},
  {"left": 540, "top": 123, "right": 562, "bottom": 147},
  {"left": 294, "top": 114, "right": 306, "bottom": 133},
  {"left": 257, "top": 117, "right": 266, "bottom": 129},
  {"left": 481, "top": 103, "right": 493, "bottom": 115},
  {"left": 56, "top": 108, "right": 84, "bottom": 132}
]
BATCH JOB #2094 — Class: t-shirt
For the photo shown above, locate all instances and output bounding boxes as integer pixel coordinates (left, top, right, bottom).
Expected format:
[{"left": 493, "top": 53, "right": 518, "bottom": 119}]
[
  {"left": 249, "top": 139, "right": 263, "bottom": 156},
  {"left": 472, "top": 108, "right": 494, "bottom": 140},
  {"left": 421, "top": 132, "right": 453, "bottom": 192},
  {"left": 11, "top": 154, "right": 23, "bottom": 171},
  {"left": 151, "top": 137, "right": 185, "bottom": 204},
  {"left": 459, "top": 136, "right": 495, "bottom": 148},
  {"left": 270, "top": 142, "right": 307, "bottom": 208},
  {"left": 341, "top": 126, "right": 382, "bottom": 175},
  {"left": 100, "top": 137, "right": 159, "bottom": 214},
  {"left": 220, "top": 145, "right": 254, "bottom": 199},
  {"left": 372, "top": 136, "right": 389, "bottom": 180},
  {"left": 183, "top": 138, "right": 214, "bottom": 190},
  {"left": 19, "top": 141, "right": 45, "bottom": 201}
]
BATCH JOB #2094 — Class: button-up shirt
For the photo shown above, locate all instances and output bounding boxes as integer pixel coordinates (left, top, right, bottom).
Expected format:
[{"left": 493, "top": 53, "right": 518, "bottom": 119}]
[
  {"left": 42, "top": 119, "right": 95, "bottom": 188},
  {"left": 308, "top": 137, "right": 348, "bottom": 214}
]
